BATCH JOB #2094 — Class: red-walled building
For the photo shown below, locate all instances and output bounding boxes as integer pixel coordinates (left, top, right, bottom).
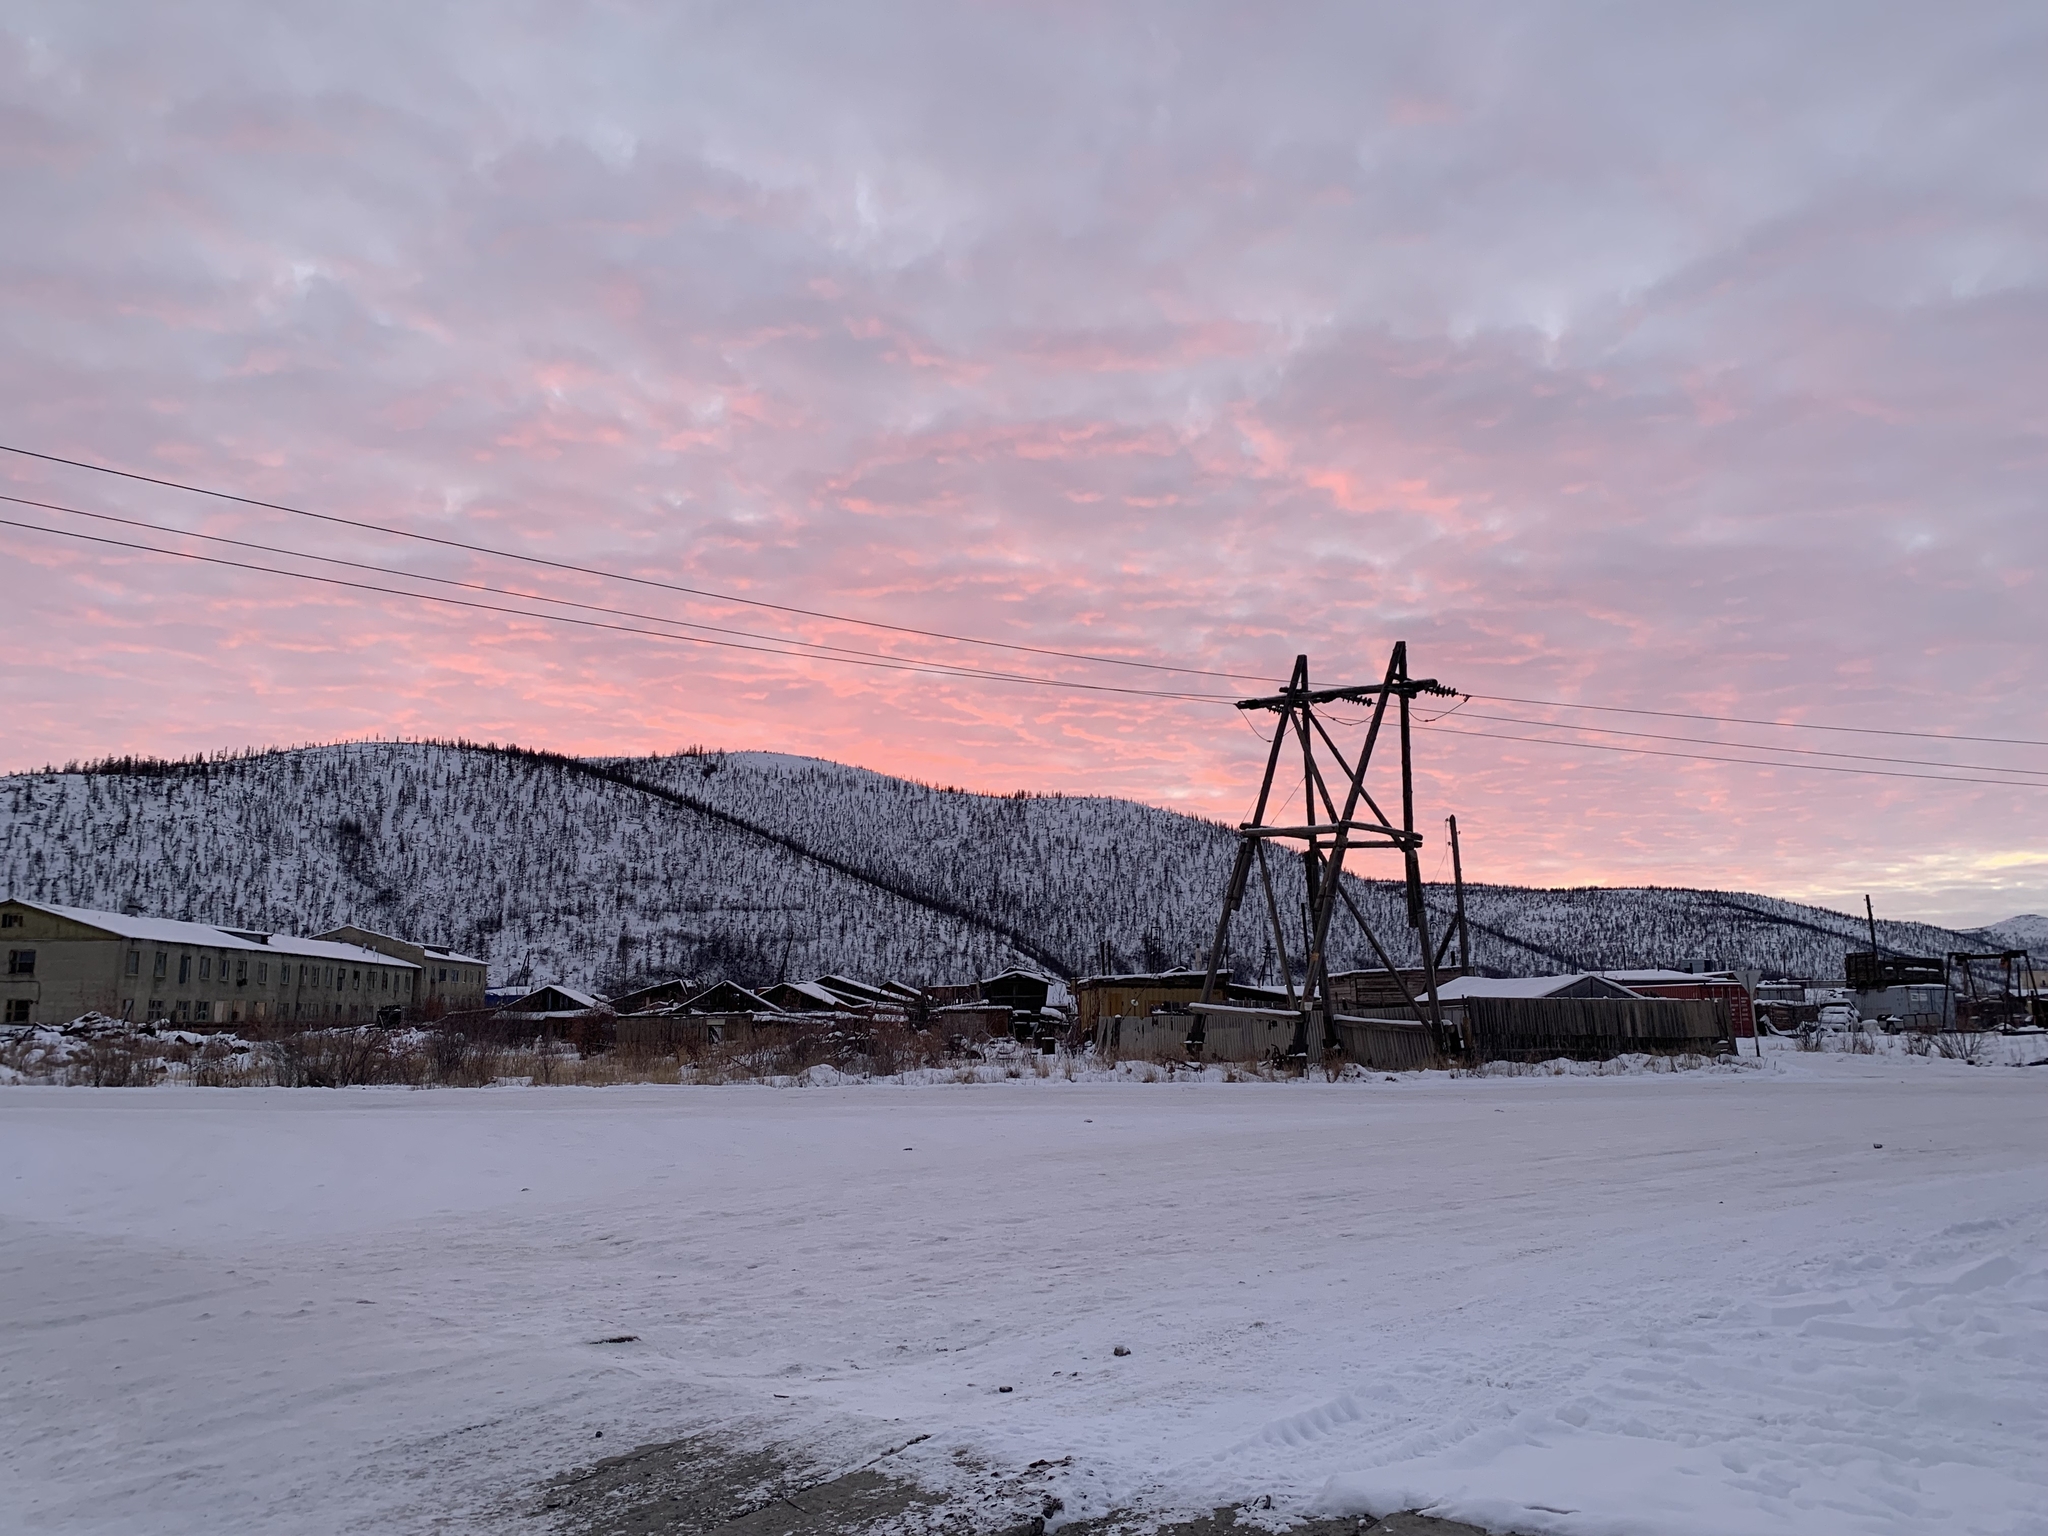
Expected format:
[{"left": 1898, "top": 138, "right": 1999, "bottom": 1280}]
[{"left": 1601, "top": 970, "right": 1756, "bottom": 1038}]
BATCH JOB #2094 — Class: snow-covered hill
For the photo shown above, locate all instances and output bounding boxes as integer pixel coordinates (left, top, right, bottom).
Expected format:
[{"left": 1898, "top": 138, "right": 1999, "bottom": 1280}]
[
  {"left": 1982, "top": 914, "right": 2048, "bottom": 956},
  {"left": 0, "top": 742, "right": 2002, "bottom": 992}
]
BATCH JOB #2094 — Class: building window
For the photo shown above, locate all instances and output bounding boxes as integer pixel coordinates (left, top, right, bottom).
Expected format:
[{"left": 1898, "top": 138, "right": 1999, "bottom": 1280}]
[
  {"left": 0, "top": 913, "right": 21, "bottom": 928},
  {"left": 352, "top": 969, "right": 360, "bottom": 990},
  {"left": 235, "top": 959, "right": 246, "bottom": 985},
  {"left": 175, "top": 1000, "right": 190, "bottom": 1022},
  {"left": 257, "top": 962, "right": 268, "bottom": 985},
  {"left": 5, "top": 950, "right": 33, "bottom": 976},
  {"left": 195, "top": 1000, "right": 211, "bottom": 1023},
  {"left": 199, "top": 956, "right": 212, "bottom": 982},
  {"left": 154, "top": 952, "right": 167, "bottom": 978},
  {"left": 148, "top": 999, "right": 163, "bottom": 1019},
  {"left": 126, "top": 950, "right": 141, "bottom": 976},
  {"left": 179, "top": 954, "right": 192, "bottom": 983},
  {"left": 3, "top": 999, "right": 28, "bottom": 1022}
]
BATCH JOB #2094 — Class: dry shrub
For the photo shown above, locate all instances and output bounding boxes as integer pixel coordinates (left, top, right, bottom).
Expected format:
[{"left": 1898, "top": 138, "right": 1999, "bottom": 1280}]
[{"left": 1934, "top": 1030, "right": 1988, "bottom": 1063}]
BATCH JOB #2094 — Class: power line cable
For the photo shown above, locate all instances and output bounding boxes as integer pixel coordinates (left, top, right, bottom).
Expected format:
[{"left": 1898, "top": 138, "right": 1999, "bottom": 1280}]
[
  {"left": 0, "top": 491, "right": 1248, "bottom": 695},
  {"left": 0, "top": 442, "right": 1273, "bottom": 684},
  {"left": 1466, "top": 692, "right": 2048, "bottom": 750},
  {"left": 1449, "top": 708, "right": 2048, "bottom": 780},
  {"left": 0, "top": 515, "right": 1237, "bottom": 703},
  {"left": 11, "top": 506, "right": 2037, "bottom": 792},
  {"left": 1420, "top": 721, "right": 2046, "bottom": 791},
  {"left": 6, "top": 442, "right": 2037, "bottom": 754}
]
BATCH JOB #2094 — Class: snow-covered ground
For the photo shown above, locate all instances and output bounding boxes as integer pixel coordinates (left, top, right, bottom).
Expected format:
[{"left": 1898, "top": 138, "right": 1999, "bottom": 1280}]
[{"left": 2, "top": 1046, "right": 2042, "bottom": 1536}]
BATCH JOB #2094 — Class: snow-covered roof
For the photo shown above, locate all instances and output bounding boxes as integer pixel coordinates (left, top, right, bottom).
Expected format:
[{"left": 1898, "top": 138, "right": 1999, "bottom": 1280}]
[
  {"left": 813, "top": 974, "right": 893, "bottom": 1004},
  {"left": 980, "top": 965, "right": 1054, "bottom": 984},
  {"left": 7, "top": 899, "right": 419, "bottom": 968},
  {"left": 772, "top": 980, "right": 848, "bottom": 1008},
  {"left": 419, "top": 943, "right": 487, "bottom": 963},
  {"left": 680, "top": 981, "right": 780, "bottom": 1014},
  {"left": 1436, "top": 974, "right": 1603, "bottom": 1000},
  {"left": 512, "top": 984, "right": 600, "bottom": 1009},
  {"left": 320, "top": 923, "right": 485, "bottom": 965},
  {"left": 1597, "top": 969, "right": 1738, "bottom": 984}
]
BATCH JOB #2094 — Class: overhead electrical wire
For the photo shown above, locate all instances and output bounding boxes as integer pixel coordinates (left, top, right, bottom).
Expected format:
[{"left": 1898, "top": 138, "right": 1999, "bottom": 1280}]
[
  {"left": 0, "top": 516, "right": 1237, "bottom": 703},
  {"left": 9, "top": 504, "right": 2040, "bottom": 791},
  {"left": 1418, "top": 721, "right": 2046, "bottom": 791},
  {"left": 0, "top": 491, "right": 1245, "bottom": 696},
  {"left": 1464, "top": 691, "right": 2048, "bottom": 750},
  {"left": 1445, "top": 707, "right": 2048, "bottom": 780},
  {"left": 0, "top": 442, "right": 1273, "bottom": 685},
  {"left": 3, "top": 442, "right": 2040, "bottom": 781}
]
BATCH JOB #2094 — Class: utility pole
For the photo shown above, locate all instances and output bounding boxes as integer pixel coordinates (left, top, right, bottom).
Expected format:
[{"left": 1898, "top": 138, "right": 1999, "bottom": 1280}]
[
  {"left": 1447, "top": 815, "right": 1471, "bottom": 973},
  {"left": 1197, "top": 644, "right": 1458, "bottom": 1059}
]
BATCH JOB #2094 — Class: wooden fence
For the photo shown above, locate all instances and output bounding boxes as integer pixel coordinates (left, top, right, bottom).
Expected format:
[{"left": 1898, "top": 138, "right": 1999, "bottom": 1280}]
[
  {"left": 1330, "top": 1014, "right": 1444, "bottom": 1071},
  {"left": 1094, "top": 1014, "right": 1191, "bottom": 1060},
  {"left": 1194, "top": 1012, "right": 1297, "bottom": 1063},
  {"left": 1460, "top": 995, "right": 1730, "bottom": 1063}
]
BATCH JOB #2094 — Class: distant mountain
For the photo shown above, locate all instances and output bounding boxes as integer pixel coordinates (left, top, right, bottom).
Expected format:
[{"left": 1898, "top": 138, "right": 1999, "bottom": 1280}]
[
  {"left": 0, "top": 742, "right": 2001, "bottom": 994},
  {"left": 1981, "top": 915, "right": 2047, "bottom": 957}
]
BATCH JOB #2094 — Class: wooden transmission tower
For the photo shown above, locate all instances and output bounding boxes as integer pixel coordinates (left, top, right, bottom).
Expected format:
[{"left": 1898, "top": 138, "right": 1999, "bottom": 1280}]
[{"left": 1196, "top": 643, "right": 1458, "bottom": 1057}]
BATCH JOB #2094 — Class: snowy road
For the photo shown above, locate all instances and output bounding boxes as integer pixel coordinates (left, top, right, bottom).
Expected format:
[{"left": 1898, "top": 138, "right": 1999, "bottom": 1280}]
[{"left": 2, "top": 1051, "right": 2042, "bottom": 1536}]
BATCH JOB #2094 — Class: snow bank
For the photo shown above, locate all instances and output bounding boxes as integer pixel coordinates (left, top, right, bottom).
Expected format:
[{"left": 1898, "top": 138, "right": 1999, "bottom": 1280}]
[{"left": 0, "top": 1055, "right": 2040, "bottom": 1536}]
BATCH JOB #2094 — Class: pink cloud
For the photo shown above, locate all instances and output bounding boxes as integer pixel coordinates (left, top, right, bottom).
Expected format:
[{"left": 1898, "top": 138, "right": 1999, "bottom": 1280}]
[{"left": 0, "top": 2, "right": 2043, "bottom": 926}]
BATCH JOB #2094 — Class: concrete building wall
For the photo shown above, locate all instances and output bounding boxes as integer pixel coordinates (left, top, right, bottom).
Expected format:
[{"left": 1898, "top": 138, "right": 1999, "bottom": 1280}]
[
  {"left": 1, "top": 901, "right": 418, "bottom": 1028},
  {"left": 316, "top": 926, "right": 487, "bottom": 1013}
]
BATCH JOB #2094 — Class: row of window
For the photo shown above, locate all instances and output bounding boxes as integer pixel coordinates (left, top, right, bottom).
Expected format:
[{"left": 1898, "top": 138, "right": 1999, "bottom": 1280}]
[
  {"left": 133, "top": 998, "right": 394, "bottom": 1025},
  {"left": 3, "top": 945, "right": 468, "bottom": 992},
  {"left": 112, "top": 948, "right": 413, "bottom": 994},
  {"left": 3, "top": 999, "right": 399, "bottom": 1036}
]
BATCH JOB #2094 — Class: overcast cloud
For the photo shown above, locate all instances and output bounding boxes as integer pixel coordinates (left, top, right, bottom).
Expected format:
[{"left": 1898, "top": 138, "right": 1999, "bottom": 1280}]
[{"left": 2, "top": 2, "right": 2043, "bottom": 925}]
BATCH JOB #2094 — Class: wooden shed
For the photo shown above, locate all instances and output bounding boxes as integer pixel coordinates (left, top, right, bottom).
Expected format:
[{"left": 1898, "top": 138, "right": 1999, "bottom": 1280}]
[
  {"left": 613, "top": 1011, "right": 720, "bottom": 1056},
  {"left": 678, "top": 981, "right": 783, "bottom": 1014},
  {"left": 610, "top": 978, "right": 698, "bottom": 1016},
  {"left": 759, "top": 979, "right": 846, "bottom": 1012},
  {"left": 979, "top": 967, "right": 1054, "bottom": 1014},
  {"left": 1327, "top": 966, "right": 1466, "bottom": 1014},
  {"left": 934, "top": 1002, "right": 1012, "bottom": 1037},
  {"left": 1073, "top": 970, "right": 1205, "bottom": 1036}
]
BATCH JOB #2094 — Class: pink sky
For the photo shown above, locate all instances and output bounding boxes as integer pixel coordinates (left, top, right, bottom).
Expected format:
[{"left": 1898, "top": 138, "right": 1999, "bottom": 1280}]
[{"left": 2, "top": 3, "right": 2043, "bottom": 927}]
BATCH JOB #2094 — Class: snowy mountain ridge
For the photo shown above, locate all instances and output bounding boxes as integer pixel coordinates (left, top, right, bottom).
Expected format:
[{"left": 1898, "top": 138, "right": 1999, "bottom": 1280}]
[{"left": 0, "top": 741, "right": 2019, "bottom": 993}]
